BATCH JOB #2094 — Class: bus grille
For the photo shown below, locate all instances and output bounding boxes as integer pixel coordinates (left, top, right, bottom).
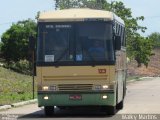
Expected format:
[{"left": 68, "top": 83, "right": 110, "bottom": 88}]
[{"left": 58, "top": 84, "right": 93, "bottom": 91}]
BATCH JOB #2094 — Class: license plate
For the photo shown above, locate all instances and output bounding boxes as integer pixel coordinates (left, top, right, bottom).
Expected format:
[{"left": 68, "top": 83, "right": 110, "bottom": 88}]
[{"left": 69, "top": 95, "right": 82, "bottom": 100}]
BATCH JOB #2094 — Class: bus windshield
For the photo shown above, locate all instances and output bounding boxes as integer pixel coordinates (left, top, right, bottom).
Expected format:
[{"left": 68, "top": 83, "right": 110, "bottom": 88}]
[{"left": 37, "top": 22, "right": 114, "bottom": 65}]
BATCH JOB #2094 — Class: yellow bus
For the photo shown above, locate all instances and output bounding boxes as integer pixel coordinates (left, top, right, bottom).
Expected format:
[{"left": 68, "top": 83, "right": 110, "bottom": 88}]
[{"left": 35, "top": 9, "right": 127, "bottom": 115}]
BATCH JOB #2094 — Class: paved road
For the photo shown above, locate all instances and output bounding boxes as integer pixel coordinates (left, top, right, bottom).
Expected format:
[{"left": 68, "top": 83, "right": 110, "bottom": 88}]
[{"left": 0, "top": 77, "right": 160, "bottom": 120}]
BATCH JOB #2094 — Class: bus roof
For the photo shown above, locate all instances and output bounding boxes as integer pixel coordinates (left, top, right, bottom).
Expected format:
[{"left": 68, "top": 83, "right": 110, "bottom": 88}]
[{"left": 39, "top": 8, "right": 124, "bottom": 24}]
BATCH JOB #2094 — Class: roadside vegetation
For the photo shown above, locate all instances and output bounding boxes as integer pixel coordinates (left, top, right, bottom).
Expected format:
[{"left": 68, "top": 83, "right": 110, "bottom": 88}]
[{"left": 0, "top": 66, "right": 36, "bottom": 105}]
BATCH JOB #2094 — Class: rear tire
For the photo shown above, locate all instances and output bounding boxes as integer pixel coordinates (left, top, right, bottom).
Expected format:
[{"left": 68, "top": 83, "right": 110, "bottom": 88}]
[{"left": 44, "top": 106, "right": 54, "bottom": 116}]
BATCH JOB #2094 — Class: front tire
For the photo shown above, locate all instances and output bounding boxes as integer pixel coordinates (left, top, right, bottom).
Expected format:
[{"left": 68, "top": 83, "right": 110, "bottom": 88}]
[
  {"left": 116, "top": 100, "right": 124, "bottom": 109},
  {"left": 44, "top": 106, "right": 54, "bottom": 116},
  {"left": 101, "top": 106, "right": 116, "bottom": 115},
  {"left": 107, "top": 106, "right": 116, "bottom": 115}
]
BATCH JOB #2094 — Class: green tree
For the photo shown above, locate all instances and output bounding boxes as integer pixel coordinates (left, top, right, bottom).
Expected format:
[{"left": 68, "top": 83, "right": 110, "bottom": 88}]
[
  {"left": 109, "top": 1, "right": 153, "bottom": 66},
  {"left": 55, "top": 0, "right": 110, "bottom": 10},
  {"left": 55, "top": 0, "right": 154, "bottom": 67},
  {"left": 148, "top": 32, "right": 160, "bottom": 47},
  {"left": 128, "top": 34, "right": 153, "bottom": 67},
  {"left": 1, "top": 19, "right": 36, "bottom": 64}
]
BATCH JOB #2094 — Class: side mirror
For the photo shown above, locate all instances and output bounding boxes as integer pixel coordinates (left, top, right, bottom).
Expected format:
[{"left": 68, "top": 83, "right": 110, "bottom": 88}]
[
  {"left": 29, "top": 36, "right": 36, "bottom": 51},
  {"left": 115, "top": 35, "right": 121, "bottom": 50}
]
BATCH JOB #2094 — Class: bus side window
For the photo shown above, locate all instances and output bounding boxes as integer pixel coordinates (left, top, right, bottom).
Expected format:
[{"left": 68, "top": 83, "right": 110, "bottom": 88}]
[
  {"left": 117, "top": 24, "right": 119, "bottom": 35},
  {"left": 119, "top": 25, "right": 122, "bottom": 39},
  {"left": 118, "top": 24, "right": 122, "bottom": 37},
  {"left": 115, "top": 22, "right": 118, "bottom": 35},
  {"left": 121, "top": 26, "right": 124, "bottom": 46},
  {"left": 123, "top": 28, "right": 126, "bottom": 47}
]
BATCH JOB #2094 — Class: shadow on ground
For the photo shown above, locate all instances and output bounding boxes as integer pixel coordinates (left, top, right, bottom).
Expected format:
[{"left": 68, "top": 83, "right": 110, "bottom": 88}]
[{"left": 18, "top": 107, "right": 119, "bottom": 119}]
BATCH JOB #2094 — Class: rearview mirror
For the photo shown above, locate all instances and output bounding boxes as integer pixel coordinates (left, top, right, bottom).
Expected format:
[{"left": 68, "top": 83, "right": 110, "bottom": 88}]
[{"left": 115, "top": 35, "right": 121, "bottom": 50}]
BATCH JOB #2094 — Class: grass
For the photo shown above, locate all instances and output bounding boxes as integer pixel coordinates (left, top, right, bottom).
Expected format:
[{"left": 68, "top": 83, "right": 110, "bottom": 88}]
[{"left": 0, "top": 66, "right": 36, "bottom": 105}]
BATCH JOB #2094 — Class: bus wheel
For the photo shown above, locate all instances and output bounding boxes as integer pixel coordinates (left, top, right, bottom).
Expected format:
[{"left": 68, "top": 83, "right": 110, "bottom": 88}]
[
  {"left": 44, "top": 106, "right": 54, "bottom": 116},
  {"left": 116, "top": 100, "right": 124, "bottom": 109},
  {"left": 107, "top": 106, "right": 116, "bottom": 115},
  {"left": 101, "top": 106, "right": 116, "bottom": 115}
]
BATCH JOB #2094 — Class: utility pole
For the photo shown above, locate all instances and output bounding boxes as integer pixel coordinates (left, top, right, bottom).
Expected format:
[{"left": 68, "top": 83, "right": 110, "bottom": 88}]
[
  {"left": 32, "top": 50, "right": 35, "bottom": 99},
  {"left": 29, "top": 35, "right": 36, "bottom": 99}
]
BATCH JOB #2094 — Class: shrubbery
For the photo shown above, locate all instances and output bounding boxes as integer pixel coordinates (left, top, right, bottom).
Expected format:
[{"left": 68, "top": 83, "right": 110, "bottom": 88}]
[{"left": 3, "top": 59, "right": 32, "bottom": 75}]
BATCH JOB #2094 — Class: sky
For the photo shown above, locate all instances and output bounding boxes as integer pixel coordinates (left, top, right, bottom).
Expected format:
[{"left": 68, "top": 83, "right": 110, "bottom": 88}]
[
  {"left": 0, "top": 0, "right": 160, "bottom": 39},
  {"left": 109, "top": 0, "right": 160, "bottom": 36},
  {"left": 0, "top": 0, "right": 54, "bottom": 39}
]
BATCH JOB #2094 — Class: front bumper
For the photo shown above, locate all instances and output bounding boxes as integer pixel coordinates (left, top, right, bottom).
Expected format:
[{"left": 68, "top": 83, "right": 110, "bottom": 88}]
[{"left": 38, "top": 91, "right": 116, "bottom": 107}]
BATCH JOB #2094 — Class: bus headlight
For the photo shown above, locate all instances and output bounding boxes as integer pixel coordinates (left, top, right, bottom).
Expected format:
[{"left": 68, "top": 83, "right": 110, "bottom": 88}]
[
  {"left": 42, "top": 85, "right": 57, "bottom": 91},
  {"left": 102, "top": 85, "right": 109, "bottom": 89},
  {"left": 102, "top": 84, "right": 114, "bottom": 90},
  {"left": 43, "top": 86, "right": 49, "bottom": 90},
  {"left": 93, "top": 84, "right": 114, "bottom": 90}
]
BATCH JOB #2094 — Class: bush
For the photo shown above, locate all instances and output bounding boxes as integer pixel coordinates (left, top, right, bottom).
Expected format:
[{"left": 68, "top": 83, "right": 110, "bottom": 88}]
[{"left": 3, "top": 59, "right": 32, "bottom": 75}]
